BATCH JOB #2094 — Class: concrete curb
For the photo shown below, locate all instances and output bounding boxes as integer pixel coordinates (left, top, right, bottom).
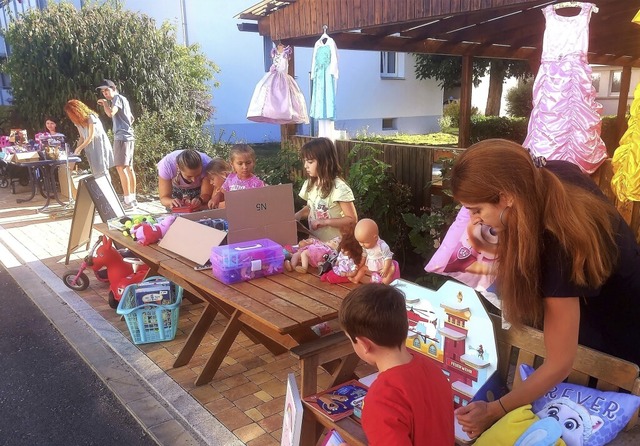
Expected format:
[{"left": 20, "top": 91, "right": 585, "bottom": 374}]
[{"left": 0, "top": 225, "right": 242, "bottom": 446}]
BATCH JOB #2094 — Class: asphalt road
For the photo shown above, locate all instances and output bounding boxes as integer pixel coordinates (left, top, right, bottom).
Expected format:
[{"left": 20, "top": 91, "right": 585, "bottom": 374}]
[{"left": 0, "top": 264, "right": 157, "bottom": 446}]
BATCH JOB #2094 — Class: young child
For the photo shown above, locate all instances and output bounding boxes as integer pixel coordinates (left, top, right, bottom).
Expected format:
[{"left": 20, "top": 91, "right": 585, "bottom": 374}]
[
  {"left": 204, "top": 158, "right": 231, "bottom": 209},
  {"left": 339, "top": 283, "right": 454, "bottom": 446},
  {"left": 321, "top": 222, "right": 364, "bottom": 284},
  {"left": 352, "top": 218, "right": 400, "bottom": 285},
  {"left": 295, "top": 137, "right": 357, "bottom": 242},
  {"left": 209, "top": 144, "right": 265, "bottom": 208}
]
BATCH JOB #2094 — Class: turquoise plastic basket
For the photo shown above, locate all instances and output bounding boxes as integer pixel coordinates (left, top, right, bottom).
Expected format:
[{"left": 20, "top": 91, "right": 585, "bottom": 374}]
[{"left": 116, "top": 276, "right": 183, "bottom": 345}]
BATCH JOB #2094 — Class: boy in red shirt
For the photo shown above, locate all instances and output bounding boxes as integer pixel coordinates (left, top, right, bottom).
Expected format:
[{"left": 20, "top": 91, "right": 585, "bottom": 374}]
[{"left": 339, "top": 283, "right": 454, "bottom": 445}]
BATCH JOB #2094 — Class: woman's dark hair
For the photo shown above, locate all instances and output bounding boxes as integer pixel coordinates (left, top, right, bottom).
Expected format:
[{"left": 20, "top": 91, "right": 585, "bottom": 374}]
[{"left": 176, "top": 149, "right": 203, "bottom": 171}]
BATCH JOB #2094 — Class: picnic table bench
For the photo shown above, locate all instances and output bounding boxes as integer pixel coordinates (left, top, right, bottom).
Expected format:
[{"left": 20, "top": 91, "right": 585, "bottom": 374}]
[{"left": 94, "top": 222, "right": 360, "bottom": 387}]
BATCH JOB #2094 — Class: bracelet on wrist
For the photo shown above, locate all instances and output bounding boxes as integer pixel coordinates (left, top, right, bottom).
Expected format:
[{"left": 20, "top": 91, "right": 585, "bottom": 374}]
[{"left": 498, "top": 398, "right": 508, "bottom": 414}]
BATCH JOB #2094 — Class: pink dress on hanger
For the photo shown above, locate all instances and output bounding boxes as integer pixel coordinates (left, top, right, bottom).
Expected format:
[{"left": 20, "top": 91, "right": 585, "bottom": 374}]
[
  {"left": 247, "top": 45, "right": 309, "bottom": 125},
  {"left": 523, "top": 3, "right": 607, "bottom": 174}
]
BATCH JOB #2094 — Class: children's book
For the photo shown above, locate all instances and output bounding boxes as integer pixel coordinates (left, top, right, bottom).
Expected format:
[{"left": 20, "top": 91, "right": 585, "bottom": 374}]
[
  {"left": 303, "top": 379, "right": 368, "bottom": 422},
  {"left": 321, "top": 429, "right": 345, "bottom": 446}
]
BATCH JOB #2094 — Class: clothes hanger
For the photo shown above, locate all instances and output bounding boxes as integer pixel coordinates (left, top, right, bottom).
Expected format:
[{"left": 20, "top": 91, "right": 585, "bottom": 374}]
[
  {"left": 553, "top": 2, "right": 599, "bottom": 14},
  {"left": 320, "top": 24, "right": 329, "bottom": 43}
]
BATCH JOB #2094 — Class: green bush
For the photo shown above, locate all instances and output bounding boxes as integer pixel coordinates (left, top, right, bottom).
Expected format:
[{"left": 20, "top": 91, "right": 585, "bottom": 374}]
[
  {"left": 470, "top": 115, "right": 529, "bottom": 144},
  {"left": 505, "top": 78, "right": 534, "bottom": 117},
  {"left": 133, "top": 109, "right": 230, "bottom": 195},
  {"left": 347, "top": 144, "right": 413, "bottom": 259},
  {"left": 443, "top": 101, "right": 479, "bottom": 128}
]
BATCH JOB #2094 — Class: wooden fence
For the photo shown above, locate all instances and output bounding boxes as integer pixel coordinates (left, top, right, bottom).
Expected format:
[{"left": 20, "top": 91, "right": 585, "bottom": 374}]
[
  {"left": 288, "top": 136, "right": 640, "bottom": 243},
  {"left": 288, "top": 136, "right": 462, "bottom": 211}
]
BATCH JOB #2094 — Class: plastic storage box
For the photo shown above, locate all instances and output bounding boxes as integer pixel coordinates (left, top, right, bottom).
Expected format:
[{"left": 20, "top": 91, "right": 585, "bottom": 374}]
[
  {"left": 116, "top": 276, "right": 183, "bottom": 345},
  {"left": 210, "top": 238, "right": 285, "bottom": 284}
]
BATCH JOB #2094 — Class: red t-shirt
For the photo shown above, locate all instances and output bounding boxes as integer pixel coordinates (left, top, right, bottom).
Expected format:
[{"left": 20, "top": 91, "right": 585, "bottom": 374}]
[{"left": 362, "top": 351, "right": 454, "bottom": 446}]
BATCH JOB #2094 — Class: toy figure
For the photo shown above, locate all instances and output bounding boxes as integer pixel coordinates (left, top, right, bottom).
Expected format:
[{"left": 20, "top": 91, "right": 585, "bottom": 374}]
[
  {"left": 284, "top": 236, "right": 339, "bottom": 274},
  {"left": 321, "top": 223, "right": 364, "bottom": 284},
  {"left": 132, "top": 215, "right": 176, "bottom": 246},
  {"left": 352, "top": 218, "right": 400, "bottom": 285}
]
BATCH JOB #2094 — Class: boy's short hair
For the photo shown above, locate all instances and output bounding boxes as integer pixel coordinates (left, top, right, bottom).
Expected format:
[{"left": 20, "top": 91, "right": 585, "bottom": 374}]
[{"left": 339, "top": 283, "right": 408, "bottom": 348}]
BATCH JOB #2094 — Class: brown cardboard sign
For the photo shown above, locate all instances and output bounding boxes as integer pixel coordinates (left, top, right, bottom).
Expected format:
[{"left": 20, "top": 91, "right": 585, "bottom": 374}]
[
  {"left": 158, "top": 215, "right": 227, "bottom": 265},
  {"left": 159, "top": 184, "right": 297, "bottom": 265}
]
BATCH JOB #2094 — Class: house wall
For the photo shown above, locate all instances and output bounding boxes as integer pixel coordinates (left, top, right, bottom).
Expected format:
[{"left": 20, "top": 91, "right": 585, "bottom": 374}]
[
  {"left": 113, "top": 0, "right": 444, "bottom": 143},
  {"left": 591, "top": 65, "right": 640, "bottom": 116}
]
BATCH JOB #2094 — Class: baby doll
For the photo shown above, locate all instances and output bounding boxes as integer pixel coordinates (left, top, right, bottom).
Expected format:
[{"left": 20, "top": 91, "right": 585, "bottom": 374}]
[
  {"left": 321, "top": 223, "right": 364, "bottom": 284},
  {"left": 352, "top": 218, "right": 400, "bottom": 285},
  {"left": 285, "top": 236, "right": 339, "bottom": 274}
]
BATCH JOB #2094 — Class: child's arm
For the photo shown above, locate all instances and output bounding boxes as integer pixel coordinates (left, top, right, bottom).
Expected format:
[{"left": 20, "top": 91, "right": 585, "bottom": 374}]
[
  {"left": 380, "top": 258, "right": 393, "bottom": 278},
  {"left": 208, "top": 190, "right": 224, "bottom": 209},
  {"left": 295, "top": 205, "right": 310, "bottom": 222},
  {"left": 158, "top": 177, "right": 182, "bottom": 208},
  {"left": 310, "top": 201, "right": 357, "bottom": 231}
]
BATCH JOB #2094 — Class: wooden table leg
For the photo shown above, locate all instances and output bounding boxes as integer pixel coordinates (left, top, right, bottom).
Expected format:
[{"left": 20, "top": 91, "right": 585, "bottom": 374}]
[
  {"left": 194, "top": 309, "right": 242, "bottom": 386},
  {"left": 173, "top": 303, "right": 218, "bottom": 367}
]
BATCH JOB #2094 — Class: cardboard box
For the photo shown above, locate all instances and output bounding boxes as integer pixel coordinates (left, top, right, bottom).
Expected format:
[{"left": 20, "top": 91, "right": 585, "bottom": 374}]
[
  {"left": 134, "top": 280, "right": 172, "bottom": 306},
  {"left": 159, "top": 183, "right": 297, "bottom": 265},
  {"left": 9, "top": 151, "right": 39, "bottom": 163}
]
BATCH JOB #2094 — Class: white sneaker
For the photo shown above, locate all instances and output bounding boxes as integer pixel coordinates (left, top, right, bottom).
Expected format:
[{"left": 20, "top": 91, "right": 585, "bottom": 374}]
[{"left": 122, "top": 200, "right": 138, "bottom": 211}]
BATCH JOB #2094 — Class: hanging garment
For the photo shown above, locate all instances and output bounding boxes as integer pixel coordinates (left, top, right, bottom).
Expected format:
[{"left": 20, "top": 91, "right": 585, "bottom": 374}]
[
  {"left": 523, "top": 3, "right": 607, "bottom": 174},
  {"left": 247, "top": 45, "right": 309, "bottom": 125},
  {"left": 611, "top": 10, "right": 640, "bottom": 202},
  {"left": 309, "top": 35, "right": 339, "bottom": 121}
]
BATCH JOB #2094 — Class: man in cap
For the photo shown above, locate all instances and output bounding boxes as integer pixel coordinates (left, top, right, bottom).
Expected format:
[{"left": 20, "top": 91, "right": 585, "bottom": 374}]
[{"left": 97, "top": 79, "right": 137, "bottom": 209}]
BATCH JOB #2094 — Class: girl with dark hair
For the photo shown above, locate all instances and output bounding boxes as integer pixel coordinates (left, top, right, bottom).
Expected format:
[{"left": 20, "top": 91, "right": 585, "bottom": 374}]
[{"left": 295, "top": 137, "right": 357, "bottom": 242}]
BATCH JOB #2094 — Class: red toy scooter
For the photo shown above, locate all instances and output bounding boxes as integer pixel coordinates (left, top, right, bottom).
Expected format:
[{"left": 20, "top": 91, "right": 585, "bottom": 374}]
[{"left": 62, "top": 235, "right": 150, "bottom": 309}]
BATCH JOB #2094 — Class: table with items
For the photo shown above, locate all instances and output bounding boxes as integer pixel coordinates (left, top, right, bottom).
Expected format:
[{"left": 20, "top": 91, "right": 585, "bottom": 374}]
[
  {"left": 9, "top": 155, "right": 80, "bottom": 212},
  {"left": 94, "top": 222, "right": 360, "bottom": 389}
]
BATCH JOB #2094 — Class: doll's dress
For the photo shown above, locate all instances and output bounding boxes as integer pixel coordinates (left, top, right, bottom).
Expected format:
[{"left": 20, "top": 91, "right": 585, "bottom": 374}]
[
  {"left": 364, "top": 239, "right": 393, "bottom": 273},
  {"left": 309, "top": 38, "right": 338, "bottom": 120},
  {"left": 332, "top": 251, "right": 357, "bottom": 276},
  {"left": 611, "top": 13, "right": 640, "bottom": 202},
  {"left": 247, "top": 45, "right": 309, "bottom": 125},
  {"left": 523, "top": 3, "right": 607, "bottom": 174},
  {"left": 302, "top": 240, "right": 334, "bottom": 268}
]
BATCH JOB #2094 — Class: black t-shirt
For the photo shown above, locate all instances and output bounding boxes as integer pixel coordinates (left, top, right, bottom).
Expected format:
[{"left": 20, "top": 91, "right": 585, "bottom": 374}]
[{"left": 540, "top": 161, "right": 640, "bottom": 365}]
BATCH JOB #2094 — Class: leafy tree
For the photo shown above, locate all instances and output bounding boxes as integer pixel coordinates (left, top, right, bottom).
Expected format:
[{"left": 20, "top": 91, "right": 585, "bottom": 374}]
[
  {"left": 414, "top": 54, "right": 532, "bottom": 116},
  {"left": 505, "top": 77, "right": 534, "bottom": 117},
  {"left": 2, "top": 1, "right": 221, "bottom": 194}
]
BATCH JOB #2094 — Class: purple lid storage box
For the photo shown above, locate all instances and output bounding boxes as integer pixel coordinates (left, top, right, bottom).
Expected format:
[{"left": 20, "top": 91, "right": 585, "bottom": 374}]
[{"left": 210, "top": 238, "right": 285, "bottom": 284}]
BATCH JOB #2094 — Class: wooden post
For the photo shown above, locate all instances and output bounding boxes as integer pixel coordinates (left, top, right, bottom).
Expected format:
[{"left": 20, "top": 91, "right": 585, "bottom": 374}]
[
  {"left": 615, "top": 66, "right": 632, "bottom": 144},
  {"left": 458, "top": 55, "right": 473, "bottom": 148},
  {"left": 281, "top": 44, "right": 298, "bottom": 145}
]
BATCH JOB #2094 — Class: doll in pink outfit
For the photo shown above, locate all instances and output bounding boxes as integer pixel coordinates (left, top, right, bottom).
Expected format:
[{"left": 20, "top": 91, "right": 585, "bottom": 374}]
[
  {"left": 285, "top": 237, "right": 339, "bottom": 274},
  {"left": 209, "top": 144, "right": 265, "bottom": 208},
  {"left": 352, "top": 218, "right": 400, "bottom": 285}
]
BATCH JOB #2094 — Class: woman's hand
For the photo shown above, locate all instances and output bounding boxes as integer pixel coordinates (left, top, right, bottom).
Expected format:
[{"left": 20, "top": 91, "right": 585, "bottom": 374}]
[{"left": 455, "top": 401, "right": 500, "bottom": 439}]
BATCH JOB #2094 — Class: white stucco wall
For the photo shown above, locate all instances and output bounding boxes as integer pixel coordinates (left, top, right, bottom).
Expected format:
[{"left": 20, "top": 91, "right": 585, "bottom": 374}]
[{"left": 117, "top": 0, "right": 443, "bottom": 142}]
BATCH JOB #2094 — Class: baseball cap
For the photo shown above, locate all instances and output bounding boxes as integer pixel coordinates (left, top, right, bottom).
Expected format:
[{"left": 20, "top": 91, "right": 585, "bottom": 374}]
[{"left": 96, "top": 79, "right": 117, "bottom": 90}]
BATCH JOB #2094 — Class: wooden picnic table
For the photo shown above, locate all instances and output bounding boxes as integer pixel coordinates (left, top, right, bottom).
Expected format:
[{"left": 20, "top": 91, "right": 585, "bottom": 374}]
[{"left": 94, "top": 222, "right": 359, "bottom": 387}]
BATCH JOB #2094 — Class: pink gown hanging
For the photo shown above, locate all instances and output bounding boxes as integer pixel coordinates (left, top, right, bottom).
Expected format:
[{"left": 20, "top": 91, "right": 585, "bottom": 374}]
[
  {"left": 523, "top": 3, "right": 607, "bottom": 174},
  {"left": 247, "top": 45, "right": 309, "bottom": 125}
]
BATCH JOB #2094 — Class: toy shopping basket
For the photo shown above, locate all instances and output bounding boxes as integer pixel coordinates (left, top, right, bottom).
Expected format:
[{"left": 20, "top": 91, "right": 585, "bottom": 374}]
[{"left": 116, "top": 276, "right": 183, "bottom": 345}]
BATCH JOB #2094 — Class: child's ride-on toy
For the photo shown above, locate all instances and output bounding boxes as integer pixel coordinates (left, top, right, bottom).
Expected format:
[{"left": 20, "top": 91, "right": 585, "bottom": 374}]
[{"left": 62, "top": 235, "right": 150, "bottom": 309}]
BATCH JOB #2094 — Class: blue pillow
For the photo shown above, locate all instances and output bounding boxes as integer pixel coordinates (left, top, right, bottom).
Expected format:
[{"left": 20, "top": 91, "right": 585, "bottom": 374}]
[{"left": 520, "top": 364, "right": 640, "bottom": 446}]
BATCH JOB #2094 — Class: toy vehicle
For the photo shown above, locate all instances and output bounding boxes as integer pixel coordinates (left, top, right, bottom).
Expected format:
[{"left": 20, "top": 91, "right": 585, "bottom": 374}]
[{"left": 62, "top": 235, "right": 150, "bottom": 308}]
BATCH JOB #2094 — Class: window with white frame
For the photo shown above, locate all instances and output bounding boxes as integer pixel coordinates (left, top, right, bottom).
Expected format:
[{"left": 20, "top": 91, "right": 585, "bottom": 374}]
[
  {"left": 610, "top": 70, "right": 622, "bottom": 95},
  {"left": 380, "top": 51, "right": 405, "bottom": 78},
  {"left": 591, "top": 72, "right": 601, "bottom": 93}
]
